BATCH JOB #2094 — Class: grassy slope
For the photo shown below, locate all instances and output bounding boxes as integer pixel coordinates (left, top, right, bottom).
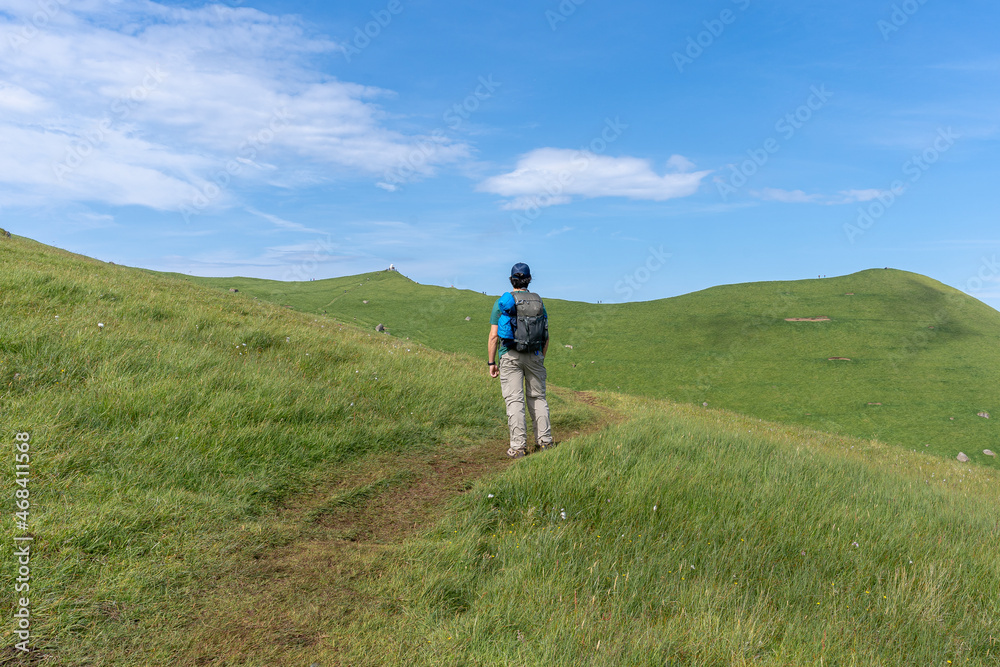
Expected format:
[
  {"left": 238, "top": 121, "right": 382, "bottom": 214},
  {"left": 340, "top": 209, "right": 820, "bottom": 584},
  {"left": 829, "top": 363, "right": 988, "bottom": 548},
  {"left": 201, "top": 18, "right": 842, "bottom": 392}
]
[
  {"left": 355, "top": 395, "right": 1000, "bottom": 666},
  {"left": 184, "top": 268, "right": 1000, "bottom": 464},
  {"left": 0, "top": 235, "right": 592, "bottom": 661},
  {"left": 4, "top": 237, "right": 999, "bottom": 665}
]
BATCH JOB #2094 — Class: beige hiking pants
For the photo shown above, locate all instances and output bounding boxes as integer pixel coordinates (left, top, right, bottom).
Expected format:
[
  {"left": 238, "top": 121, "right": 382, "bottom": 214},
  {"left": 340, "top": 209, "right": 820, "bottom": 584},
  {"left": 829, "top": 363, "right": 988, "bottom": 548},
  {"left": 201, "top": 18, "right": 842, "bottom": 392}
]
[{"left": 499, "top": 349, "right": 552, "bottom": 452}]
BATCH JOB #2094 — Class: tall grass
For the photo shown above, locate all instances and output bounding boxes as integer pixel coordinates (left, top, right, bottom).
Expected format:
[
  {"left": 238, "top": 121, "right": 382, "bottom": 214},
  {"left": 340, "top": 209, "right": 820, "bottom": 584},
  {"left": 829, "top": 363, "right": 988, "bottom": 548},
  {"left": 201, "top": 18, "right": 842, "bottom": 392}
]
[{"left": 340, "top": 396, "right": 1000, "bottom": 665}]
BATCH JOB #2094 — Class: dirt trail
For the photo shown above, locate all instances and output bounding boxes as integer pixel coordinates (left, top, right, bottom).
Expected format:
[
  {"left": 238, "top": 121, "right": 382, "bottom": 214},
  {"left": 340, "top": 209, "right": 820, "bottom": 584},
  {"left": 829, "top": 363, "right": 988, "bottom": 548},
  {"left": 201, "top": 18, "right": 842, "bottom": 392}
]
[{"left": 172, "top": 390, "right": 619, "bottom": 665}]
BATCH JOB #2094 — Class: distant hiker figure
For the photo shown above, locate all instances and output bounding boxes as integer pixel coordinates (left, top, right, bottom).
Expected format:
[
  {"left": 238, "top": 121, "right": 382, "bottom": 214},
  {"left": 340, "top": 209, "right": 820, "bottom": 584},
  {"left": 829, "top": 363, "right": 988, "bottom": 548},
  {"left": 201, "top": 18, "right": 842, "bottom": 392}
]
[{"left": 488, "top": 263, "right": 552, "bottom": 458}]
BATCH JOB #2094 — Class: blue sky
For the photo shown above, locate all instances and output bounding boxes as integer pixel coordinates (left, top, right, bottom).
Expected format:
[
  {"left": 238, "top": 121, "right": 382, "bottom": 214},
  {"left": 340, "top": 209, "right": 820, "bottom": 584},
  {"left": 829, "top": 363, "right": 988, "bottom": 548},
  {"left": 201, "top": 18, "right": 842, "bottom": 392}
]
[{"left": 2, "top": 0, "right": 999, "bottom": 307}]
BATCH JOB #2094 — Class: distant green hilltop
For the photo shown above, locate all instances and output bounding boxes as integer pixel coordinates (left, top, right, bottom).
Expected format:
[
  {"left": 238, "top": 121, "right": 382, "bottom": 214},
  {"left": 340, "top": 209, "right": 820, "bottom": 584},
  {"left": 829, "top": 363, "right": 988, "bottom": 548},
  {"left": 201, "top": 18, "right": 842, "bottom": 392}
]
[{"left": 184, "top": 266, "right": 1000, "bottom": 464}]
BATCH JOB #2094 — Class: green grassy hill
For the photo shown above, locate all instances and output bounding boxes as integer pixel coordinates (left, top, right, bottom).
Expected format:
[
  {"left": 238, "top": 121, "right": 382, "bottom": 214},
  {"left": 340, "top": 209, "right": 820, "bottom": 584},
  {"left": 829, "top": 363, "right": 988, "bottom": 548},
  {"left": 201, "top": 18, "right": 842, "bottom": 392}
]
[
  {"left": 184, "top": 268, "right": 1000, "bottom": 465},
  {"left": 5, "top": 235, "right": 999, "bottom": 665}
]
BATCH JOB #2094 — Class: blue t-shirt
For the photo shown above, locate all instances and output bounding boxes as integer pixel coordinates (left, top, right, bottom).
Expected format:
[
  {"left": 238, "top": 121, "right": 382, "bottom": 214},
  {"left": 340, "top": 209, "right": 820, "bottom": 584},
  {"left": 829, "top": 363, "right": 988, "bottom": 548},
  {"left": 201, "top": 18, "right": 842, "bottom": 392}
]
[{"left": 490, "top": 290, "right": 547, "bottom": 359}]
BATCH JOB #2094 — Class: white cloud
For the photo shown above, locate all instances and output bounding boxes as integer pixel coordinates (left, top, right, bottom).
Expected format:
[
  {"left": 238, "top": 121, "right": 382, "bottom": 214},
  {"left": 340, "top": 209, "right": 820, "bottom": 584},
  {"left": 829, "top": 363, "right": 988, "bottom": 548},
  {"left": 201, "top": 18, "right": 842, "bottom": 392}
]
[
  {"left": 665, "top": 155, "right": 696, "bottom": 172},
  {"left": 751, "top": 187, "right": 896, "bottom": 205},
  {"left": 0, "top": 2, "right": 468, "bottom": 213},
  {"left": 753, "top": 188, "right": 822, "bottom": 204},
  {"left": 545, "top": 226, "right": 573, "bottom": 238},
  {"left": 244, "top": 207, "right": 324, "bottom": 234},
  {"left": 66, "top": 211, "right": 116, "bottom": 230},
  {"left": 0, "top": 82, "right": 46, "bottom": 113},
  {"left": 499, "top": 195, "right": 571, "bottom": 211},
  {"left": 478, "top": 148, "right": 710, "bottom": 210},
  {"left": 837, "top": 189, "right": 886, "bottom": 203}
]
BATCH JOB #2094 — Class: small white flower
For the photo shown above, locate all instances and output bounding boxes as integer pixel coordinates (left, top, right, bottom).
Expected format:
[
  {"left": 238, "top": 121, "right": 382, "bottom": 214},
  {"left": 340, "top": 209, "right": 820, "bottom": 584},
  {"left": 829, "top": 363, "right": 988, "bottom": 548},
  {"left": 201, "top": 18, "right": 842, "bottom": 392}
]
[
  {"left": 487, "top": 494, "right": 494, "bottom": 498},
  {"left": 97, "top": 322, "right": 104, "bottom": 328},
  {"left": 653, "top": 505, "right": 657, "bottom": 511},
  {"left": 690, "top": 565, "right": 695, "bottom": 570}
]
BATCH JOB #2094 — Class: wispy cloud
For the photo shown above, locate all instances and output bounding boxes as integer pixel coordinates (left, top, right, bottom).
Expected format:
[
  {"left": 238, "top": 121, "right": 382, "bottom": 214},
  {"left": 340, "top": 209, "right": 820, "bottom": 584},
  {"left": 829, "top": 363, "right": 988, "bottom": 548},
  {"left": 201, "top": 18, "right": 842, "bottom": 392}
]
[
  {"left": 752, "top": 188, "right": 822, "bottom": 204},
  {"left": 545, "top": 226, "right": 573, "bottom": 238},
  {"left": 752, "top": 187, "right": 891, "bottom": 205},
  {"left": 477, "top": 148, "right": 710, "bottom": 210},
  {"left": 65, "top": 211, "right": 117, "bottom": 230},
  {"left": 244, "top": 207, "right": 324, "bottom": 234},
  {"left": 0, "top": 2, "right": 468, "bottom": 214}
]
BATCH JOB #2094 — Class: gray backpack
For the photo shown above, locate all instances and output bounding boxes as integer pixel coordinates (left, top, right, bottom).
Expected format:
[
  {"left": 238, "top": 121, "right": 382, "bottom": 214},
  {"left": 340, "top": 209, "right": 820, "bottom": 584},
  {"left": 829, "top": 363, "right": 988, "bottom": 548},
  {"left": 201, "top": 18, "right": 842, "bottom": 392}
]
[{"left": 510, "top": 291, "right": 547, "bottom": 352}]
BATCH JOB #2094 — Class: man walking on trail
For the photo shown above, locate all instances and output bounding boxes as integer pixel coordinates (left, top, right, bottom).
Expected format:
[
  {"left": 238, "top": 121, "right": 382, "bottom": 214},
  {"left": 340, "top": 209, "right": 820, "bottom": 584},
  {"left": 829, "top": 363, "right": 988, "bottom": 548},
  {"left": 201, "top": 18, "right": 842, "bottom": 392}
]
[{"left": 487, "top": 263, "right": 553, "bottom": 458}]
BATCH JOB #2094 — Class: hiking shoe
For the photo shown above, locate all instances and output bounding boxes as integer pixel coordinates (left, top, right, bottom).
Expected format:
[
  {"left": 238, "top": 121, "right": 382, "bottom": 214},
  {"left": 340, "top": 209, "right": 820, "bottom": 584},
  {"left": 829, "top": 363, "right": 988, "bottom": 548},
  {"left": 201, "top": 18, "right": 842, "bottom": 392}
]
[
  {"left": 536, "top": 440, "right": 555, "bottom": 451},
  {"left": 507, "top": 447, "right": 526, "bottom": 459}
]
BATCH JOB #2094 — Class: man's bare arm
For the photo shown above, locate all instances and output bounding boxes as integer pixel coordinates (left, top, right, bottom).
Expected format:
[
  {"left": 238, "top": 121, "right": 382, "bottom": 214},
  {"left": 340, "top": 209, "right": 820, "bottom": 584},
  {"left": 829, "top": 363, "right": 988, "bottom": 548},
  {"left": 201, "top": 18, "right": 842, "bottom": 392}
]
[{"left": 488, "top": 324, "right": 500, "bottom": 376}]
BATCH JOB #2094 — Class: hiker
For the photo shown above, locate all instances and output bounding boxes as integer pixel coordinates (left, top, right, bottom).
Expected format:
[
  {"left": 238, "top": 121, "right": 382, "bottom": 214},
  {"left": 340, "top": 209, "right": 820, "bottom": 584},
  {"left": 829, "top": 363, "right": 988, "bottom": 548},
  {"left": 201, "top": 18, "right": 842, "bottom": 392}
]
[{"left": 487, "top": 263, "right": 552, "bottom": 458}]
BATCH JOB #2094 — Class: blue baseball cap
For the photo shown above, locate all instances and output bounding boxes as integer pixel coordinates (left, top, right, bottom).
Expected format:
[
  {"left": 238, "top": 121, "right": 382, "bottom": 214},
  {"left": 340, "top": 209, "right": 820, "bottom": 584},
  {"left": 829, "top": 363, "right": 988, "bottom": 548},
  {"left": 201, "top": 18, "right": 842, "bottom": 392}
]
[{"left": 510, "top": 262, "right": 531, "bottom": 277}]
